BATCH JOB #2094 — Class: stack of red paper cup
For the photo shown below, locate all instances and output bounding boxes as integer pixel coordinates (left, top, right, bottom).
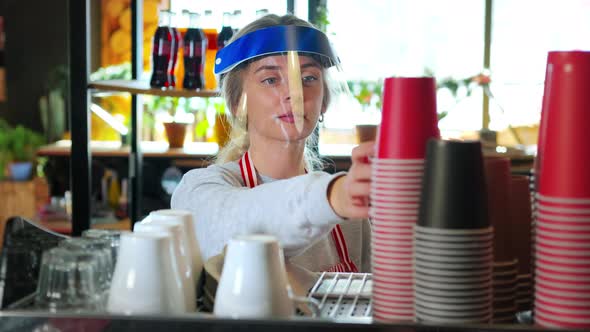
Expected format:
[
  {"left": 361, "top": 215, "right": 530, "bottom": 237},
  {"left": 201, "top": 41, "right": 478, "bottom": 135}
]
[
  {"left": 510, "top": 175, "right": 534, "bottom": 313},
  {"left": 534, "top": 51, "right": 590, "bottom": 330},
  {"left": 371, "top": 77, "right": 440, "bottom": 323}
]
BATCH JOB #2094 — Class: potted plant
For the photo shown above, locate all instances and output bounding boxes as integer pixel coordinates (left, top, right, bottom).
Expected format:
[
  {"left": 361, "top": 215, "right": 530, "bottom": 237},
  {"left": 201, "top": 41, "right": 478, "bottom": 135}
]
[
  {"left": 0, "top": 118, "right": 11, "bottom": 180},
  {"left": 148, "top": 96, "right": 189, "bottom": 148},
  {"left": 348, "top": 80, "right": 382, "bottom": 143},
  {"left": 6, "top": 125, "right": 45, "bottom": 181}
]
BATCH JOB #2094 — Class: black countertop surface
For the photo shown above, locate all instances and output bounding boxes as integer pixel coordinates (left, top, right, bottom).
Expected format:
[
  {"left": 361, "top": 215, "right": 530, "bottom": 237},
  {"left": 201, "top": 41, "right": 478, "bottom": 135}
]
[{"left": 0, "top": 310, "right": 567, "bottom": 332}]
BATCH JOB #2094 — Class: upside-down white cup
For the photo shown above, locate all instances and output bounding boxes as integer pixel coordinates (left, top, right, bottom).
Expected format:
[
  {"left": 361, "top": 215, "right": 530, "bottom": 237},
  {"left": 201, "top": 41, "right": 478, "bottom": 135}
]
[
  {"left": 214, "top": 234, "right": 319, "bottom": 318},
  {"left": 134, "top": 221, "right": 196, "bottom": 312},
  {"left": 149, "top": 209, "right": 204, "bottom": 296},
  {"left": 107, "top": 233, "right": 185, "bottom": 314}
]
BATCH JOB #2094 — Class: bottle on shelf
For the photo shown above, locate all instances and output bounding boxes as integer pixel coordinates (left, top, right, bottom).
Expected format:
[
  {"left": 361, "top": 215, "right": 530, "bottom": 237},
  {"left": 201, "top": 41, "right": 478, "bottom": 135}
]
[
  {"left": 150, "top": 10, "right": 175, "bottom": 89},
  {"left": 232, "top": 10, "right": 242, "bottom": 33},
  {"left": 183, "top": 11, "right": 207, "bottom": 90},
  {"left": 202, "top": 10, "right": 218, "bottom": 91},
  {"left": 217, "top": 12, "right": 234, "bottom": 50},
  {"left": 173, "top": 11, "right": 188, "bottom": 89}
]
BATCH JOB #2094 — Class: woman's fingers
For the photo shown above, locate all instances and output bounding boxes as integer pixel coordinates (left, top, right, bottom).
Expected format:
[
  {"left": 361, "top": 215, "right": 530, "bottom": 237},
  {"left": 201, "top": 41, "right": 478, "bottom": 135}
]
[
  {"left": 346, "top": 181, "right": 371, "bottom": 198},
  {"left": 348, "top": 162, "right": 372, "bottom": 182},
  {"left": 351, "top": 141, "right": 375, "bottom": 163}
]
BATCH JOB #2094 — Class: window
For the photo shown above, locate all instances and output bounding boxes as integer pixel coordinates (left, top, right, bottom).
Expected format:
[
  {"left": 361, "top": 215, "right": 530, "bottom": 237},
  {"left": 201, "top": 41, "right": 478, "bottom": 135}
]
[
  {"left": 489, "top": 0, "right": 590, "bottom": 134},
  {"left": 324, "top": 0, "right": 485, "bottom": 139}
]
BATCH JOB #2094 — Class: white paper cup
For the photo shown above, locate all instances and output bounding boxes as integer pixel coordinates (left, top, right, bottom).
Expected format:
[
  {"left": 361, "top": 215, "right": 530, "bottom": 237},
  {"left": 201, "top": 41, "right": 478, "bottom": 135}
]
[
  {"left": 134, "top": 221, "right": 196, "bottom": 312},
  {"left": 107, "top": 233, "right": 186, "bottom": 314},
  {"left": 149, "top": 209, "right": 204, "bottom": 297}
]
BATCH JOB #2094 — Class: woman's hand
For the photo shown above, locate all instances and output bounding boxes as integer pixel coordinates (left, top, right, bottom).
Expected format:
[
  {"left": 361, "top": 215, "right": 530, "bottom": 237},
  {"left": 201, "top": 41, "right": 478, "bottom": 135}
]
[{"left": 328, "top": 141, "right": 375, "bottom": 219}]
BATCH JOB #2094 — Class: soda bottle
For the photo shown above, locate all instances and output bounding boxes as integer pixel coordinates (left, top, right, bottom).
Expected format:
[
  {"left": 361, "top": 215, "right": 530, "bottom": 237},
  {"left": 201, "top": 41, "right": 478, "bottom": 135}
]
[
  {"left": 150, "top": 10, "right": 175, "bottom": 88},
  {"left": 202, "top": 10, "right": 218, "bottom": 90},
  {"left": 217, "top": 12, "right": 234, "bottom": 50},
  {"left": 183, "top": 12, "right": 207, "bottom": 90}
]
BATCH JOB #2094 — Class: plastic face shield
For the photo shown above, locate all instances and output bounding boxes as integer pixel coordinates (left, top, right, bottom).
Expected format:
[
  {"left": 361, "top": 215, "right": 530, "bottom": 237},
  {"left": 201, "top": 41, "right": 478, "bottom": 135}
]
[{"left": 214, "top": 25, "right": 350, "bottom": 145}]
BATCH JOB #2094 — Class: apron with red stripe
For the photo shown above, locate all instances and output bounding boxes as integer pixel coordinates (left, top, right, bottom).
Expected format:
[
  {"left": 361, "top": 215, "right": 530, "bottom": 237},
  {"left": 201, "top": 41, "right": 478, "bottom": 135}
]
[{"left": 239, "top": 151, "right": 358, "bottom": 273}]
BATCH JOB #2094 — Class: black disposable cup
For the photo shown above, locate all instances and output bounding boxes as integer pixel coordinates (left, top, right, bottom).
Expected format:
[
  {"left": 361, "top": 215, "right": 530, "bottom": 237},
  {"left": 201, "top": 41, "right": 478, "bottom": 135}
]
[{"left": 418, "top": 139, "right": 489, "bottom": 229}]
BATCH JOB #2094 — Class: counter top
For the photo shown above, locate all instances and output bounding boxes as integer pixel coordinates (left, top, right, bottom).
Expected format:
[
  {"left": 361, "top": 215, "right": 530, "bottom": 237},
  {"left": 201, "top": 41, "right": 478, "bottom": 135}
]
[{"left": 0, "top": 310, "right": 555, "bottom": 332}]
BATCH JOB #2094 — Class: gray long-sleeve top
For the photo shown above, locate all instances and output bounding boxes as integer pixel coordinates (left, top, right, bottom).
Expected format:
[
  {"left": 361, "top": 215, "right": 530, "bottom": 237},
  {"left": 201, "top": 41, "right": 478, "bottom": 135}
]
[{"left": 171, "top": 161, "right": 371, "bottom": 280}]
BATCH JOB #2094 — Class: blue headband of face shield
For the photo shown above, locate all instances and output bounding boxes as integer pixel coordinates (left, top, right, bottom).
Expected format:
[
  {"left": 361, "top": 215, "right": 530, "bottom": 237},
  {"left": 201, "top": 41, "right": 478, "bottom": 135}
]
[{"left": 214, "top": 25, "right": 340, "bottom": 75}]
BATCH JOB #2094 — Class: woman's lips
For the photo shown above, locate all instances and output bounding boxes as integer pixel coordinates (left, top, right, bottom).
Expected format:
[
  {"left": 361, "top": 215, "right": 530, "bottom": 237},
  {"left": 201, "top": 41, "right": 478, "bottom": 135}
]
[{"left": 277, "top": 112, "right": 303, "bottom": 124}]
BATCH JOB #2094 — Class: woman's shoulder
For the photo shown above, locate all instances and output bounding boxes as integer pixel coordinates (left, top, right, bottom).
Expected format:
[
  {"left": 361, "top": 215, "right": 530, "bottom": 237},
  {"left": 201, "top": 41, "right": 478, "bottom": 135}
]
[{"left": 181, "top": 161, "right": 243, "bottom": 187}]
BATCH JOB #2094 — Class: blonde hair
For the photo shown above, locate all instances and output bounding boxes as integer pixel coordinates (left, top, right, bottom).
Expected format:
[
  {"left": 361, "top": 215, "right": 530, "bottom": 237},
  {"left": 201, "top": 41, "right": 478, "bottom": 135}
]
[{"left": 215, "top": 14, "right": 330, "bottom": 171}]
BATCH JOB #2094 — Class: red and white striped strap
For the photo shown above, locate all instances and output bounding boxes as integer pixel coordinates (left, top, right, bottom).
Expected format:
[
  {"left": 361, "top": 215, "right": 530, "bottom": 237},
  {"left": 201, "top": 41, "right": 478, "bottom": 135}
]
[{"left": 239, "top": 151, "right": 358, "bottom": 273}]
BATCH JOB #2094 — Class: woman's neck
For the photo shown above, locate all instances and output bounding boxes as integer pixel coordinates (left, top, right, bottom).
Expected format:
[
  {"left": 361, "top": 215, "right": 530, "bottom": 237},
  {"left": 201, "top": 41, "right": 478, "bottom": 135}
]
[{"left": 248, "top": 136, "right": 306, "bottom": 179}]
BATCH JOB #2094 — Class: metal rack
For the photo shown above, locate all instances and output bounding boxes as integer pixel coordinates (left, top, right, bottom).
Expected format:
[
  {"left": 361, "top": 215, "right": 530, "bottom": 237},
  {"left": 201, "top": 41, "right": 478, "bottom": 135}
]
[{"left": 308, "top": 272, "right": 373, "bottom": 322}]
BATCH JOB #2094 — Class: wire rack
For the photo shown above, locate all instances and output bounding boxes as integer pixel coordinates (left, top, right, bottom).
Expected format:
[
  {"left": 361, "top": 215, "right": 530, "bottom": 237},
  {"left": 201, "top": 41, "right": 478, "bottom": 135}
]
[{"left": 307, "top": 272, "right": 373, "bottom": 321}]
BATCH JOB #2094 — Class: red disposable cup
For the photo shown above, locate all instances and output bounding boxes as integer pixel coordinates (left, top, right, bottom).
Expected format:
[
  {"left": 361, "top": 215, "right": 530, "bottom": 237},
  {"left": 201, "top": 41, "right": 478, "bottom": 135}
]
[
  {"left": 377, "top": 77, "right": 440, "bottom": 159},
  {"left": 373, "top": 286, "right": 415, "bottom": 297},
  {"left": 536, "top": 265, "right": 590, "bottom": 279},
  {"left": 536, "top": 297, "right": 590, "bottom": 313},
  {"left": 537, "top": 272, "right": 590, "bottom": 288},
  {"left": 510, "top": 175, "right": 533, "bottom": 274},
  {"left": 536, "top": 204, "right": 590, "bottom": 217},
  {"left": 536, "top": 245, "right": 590, "bottom": 260},
  {"left": 535, "top": 222, "right": 590, "bottom": 240},
  {"left": 484, "top": 156, "right": 514, "bottom": 261},
  {"left": 536, "top": 223, "right": 590, "bottom": 236},
  {"left": 535, "top": 303, "right": 590, "bottom": 322},
  {"left": 536, "top": 217, "right": 590, "bottom": 231},
  {"left": 537, "top": 51, "right": 590, "bottom": 197},
  {"left": 536, "top": 257, "right": 590, "bottom": 271},
  {"left": 536, "top": 311, "right": 590, "bottom": 329}
]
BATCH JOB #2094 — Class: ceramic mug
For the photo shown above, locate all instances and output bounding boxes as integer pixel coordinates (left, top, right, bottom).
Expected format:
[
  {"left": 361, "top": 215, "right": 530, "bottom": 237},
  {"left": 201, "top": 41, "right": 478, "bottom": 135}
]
[{"left": 214, "top": 234, "right": 320, "bottom": 318}]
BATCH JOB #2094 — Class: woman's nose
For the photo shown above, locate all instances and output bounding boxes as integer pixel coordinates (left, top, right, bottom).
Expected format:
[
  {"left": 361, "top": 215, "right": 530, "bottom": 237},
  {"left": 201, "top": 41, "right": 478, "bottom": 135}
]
[{"left": 278, "top": 79, "right": 291, "bottom": 101}]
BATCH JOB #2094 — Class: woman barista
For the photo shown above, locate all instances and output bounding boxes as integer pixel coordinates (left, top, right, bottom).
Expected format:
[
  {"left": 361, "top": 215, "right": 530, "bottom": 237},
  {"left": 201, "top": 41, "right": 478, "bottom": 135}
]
[{"left": 171, "top": 14, "right": 373, "bottom": 279}]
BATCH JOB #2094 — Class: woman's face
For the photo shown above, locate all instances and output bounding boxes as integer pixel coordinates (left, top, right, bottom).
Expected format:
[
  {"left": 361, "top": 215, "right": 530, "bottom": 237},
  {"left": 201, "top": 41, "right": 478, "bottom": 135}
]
[{"left": 241, "top": 54, "right": 325, "bottom": 143}]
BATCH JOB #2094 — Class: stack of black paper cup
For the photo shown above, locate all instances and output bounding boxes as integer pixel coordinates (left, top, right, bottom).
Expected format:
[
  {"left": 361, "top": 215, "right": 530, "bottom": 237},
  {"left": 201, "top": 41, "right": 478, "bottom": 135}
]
[{"left": 414, "top": 140, "right": 493, "bottom": 324}]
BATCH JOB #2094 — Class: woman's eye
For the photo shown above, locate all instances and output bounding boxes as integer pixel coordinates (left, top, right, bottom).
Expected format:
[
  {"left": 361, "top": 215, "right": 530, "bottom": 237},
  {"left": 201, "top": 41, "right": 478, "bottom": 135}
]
[
  {"left": 261, "top": 77, "right": 278, "bottom": 85},
  {"left": 302, "top": 75, "right": 318, "bottom": 84}
]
